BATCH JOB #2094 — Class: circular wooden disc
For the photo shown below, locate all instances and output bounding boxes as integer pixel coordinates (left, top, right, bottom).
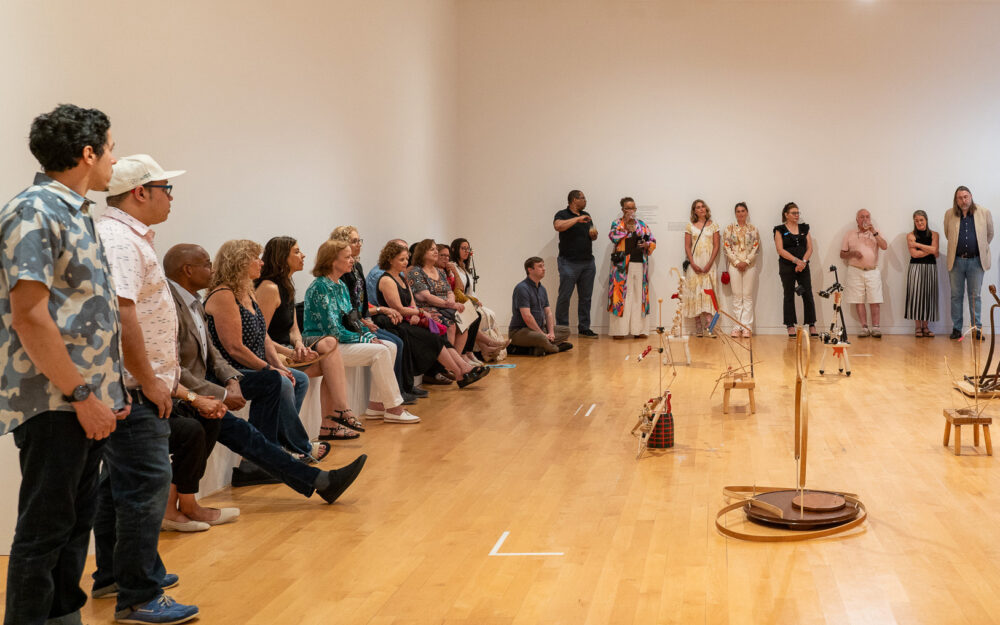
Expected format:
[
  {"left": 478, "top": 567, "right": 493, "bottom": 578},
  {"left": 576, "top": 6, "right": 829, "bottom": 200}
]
[
  {"left": 745, "top": 489, "right": 859, "bottom": 530},
  {"left": 792, "top": 492, "right": 846, "bottom": 512}
]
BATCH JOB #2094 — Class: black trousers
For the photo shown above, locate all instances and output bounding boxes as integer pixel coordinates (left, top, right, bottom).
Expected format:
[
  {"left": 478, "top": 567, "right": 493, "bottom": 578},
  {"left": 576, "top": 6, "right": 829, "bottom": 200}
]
[
  {"left": 779, "top": 263, "right": 817, "bottom": 326},
  {"left": 167, "top": 400, "right": 221, "bottom": 494}
]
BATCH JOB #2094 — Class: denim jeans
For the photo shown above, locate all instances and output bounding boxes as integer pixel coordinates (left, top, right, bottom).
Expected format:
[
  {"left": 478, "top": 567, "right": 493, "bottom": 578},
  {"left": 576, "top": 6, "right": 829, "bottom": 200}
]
[
  {"left": 5, "top": 411, "right": 104, "bottom": 625},
  {"left": 92, "top": 394, "right": 171, "bottom": 612},
  {"left": 217, "top": 412, "right": 320, "bottom": 496},
  {"left": 555, "top": 256, "right": 596, "bottom": 330},
  {"left": 239, "top": 368, "right": 311, "bottom": 455},
  {"left": 950, "top": 256, "right": 985, "bottom": 331}
]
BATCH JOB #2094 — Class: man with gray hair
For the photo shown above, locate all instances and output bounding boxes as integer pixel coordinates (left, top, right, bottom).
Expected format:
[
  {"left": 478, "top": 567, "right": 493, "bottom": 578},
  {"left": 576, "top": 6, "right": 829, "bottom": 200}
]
[
  {"left": 944, "top": 186, "right": 994, "bottom": 340},
  {"left": 840, "top": 209, "right": 887, "bottom": 337}
]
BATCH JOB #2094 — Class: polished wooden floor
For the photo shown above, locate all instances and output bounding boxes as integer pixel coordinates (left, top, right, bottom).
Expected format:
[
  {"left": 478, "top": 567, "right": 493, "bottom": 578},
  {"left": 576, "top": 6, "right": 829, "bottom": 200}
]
[{"left": 4, "top": 333, "right": 1000, "bottom": 625}]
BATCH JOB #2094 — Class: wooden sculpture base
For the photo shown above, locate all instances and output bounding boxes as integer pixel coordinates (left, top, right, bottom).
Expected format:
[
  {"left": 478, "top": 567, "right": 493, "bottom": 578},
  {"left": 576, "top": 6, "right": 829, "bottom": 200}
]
[
  {"left": 745, "top": 489, "right": 860, "bottom": 530},
  {"left": 722, "top": 378, "right": 756, "bottom": 414},
  {"left": 942, "top": 408, "right": 993, "bottom": 456},
  {"left": 952, "top": 378, "right": 1000, "bottom": 399}
]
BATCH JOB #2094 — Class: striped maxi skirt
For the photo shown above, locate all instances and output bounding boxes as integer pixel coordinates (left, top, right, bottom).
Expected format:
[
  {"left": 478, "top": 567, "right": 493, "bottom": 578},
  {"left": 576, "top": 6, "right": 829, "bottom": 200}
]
[{"left": 904, "top": 262, "right": 938, "bottom": 322}]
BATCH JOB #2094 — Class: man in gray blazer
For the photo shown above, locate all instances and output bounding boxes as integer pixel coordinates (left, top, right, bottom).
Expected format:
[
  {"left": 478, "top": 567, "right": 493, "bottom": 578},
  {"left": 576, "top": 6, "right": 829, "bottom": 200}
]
[
  {"left": 162, "top": 243, "right": 366, "bottom": 502},
  {"left": 943, "top": 186, "right": 993, "bottom": 340}
]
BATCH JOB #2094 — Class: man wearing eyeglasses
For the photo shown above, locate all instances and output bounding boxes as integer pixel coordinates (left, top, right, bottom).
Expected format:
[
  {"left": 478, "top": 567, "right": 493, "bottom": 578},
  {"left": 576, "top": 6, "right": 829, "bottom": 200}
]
[{"left": 92, "top": 155, "right": 200, "bottom": 624}]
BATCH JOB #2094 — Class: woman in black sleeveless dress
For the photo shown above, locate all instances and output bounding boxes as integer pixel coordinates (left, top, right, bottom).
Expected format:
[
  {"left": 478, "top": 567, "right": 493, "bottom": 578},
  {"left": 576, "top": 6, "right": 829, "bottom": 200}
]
[
  {"left": 255, "top": 236, "right": 362, "bottom": 439},
  {"left": 773, "top": 202, "right": 818, "bottom": 337}
]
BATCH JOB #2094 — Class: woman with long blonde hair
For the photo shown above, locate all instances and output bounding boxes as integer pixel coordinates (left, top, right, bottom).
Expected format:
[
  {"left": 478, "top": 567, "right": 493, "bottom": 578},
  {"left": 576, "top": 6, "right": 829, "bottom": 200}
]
[{"left": 205, "top": 239, "right": 331, "bottom": 461}]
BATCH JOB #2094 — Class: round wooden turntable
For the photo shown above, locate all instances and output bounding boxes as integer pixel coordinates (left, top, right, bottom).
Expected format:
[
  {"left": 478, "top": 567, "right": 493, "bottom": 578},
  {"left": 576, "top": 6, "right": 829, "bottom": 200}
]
[{"left": 745, "top": 489, "right": 861, "bottom": 530}]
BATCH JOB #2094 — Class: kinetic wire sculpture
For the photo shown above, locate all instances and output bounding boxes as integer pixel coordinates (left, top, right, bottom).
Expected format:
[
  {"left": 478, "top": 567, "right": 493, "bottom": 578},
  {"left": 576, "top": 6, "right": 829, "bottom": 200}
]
[
  {"left": 703, "top": 289, "right": 758, "bottom": 410},
  {"left": 955, "top": 284, "right": 1000, "bottom": 397},
  {"left": 714, "top": 327, "right": 867, "bottom": 541},
  {"left": 630, "top": 296, "right": 679, "bottom": 459},
  {"left": 816, "top": 265, "right": 851, "bottom": 377}
]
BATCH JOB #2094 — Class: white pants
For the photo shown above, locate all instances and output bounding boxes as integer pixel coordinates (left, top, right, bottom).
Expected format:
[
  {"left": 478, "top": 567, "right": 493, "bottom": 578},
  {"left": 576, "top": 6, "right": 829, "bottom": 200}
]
[
  {"left": 728, "top": 262, "right": 758, "bottom": 329},
  {"left": 609, "top": 263, "right": 648, "bottom": 336},
  {"left": 339, "top": 341, "right": 403, "bottom": 408}
]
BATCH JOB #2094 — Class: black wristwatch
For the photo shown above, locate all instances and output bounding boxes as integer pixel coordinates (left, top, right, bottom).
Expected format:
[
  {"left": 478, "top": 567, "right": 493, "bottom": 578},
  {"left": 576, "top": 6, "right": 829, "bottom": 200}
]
[{"left": 63, "top": 384, "right": 92, "bottom": 403}]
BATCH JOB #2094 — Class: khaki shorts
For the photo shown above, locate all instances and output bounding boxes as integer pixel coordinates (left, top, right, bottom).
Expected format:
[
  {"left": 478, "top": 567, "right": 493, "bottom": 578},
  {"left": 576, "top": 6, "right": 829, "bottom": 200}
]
[{"left": 845, "top": 265, "right": 883, "bottom": 304}]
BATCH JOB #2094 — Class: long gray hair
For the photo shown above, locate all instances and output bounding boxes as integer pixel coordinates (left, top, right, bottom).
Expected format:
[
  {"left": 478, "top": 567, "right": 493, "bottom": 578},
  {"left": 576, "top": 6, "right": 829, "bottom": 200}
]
[{"left": 912, "top": 210, "right": 931, "bottom": 236}]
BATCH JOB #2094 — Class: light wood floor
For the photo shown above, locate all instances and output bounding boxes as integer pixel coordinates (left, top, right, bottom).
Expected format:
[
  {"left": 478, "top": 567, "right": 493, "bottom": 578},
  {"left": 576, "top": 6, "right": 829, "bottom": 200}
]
[{"left": 4, "top": 333, "right": 1000, "bottom": 625}]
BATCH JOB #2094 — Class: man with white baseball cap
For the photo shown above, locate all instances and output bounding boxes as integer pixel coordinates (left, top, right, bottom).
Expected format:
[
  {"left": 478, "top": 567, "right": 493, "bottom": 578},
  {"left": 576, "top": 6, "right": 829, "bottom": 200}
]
[{"left": 91, "top": 155, "right": 200, "bottom": 624}]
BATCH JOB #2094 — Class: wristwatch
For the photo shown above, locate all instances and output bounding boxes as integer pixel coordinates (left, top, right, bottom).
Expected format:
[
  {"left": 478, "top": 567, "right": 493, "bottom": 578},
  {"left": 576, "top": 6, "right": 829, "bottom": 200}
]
[
  {"left": 183, "top": 391, "right": 197, "bottom": 403},
  {"left": 63, "top": 384, "right": 92, "bottom": 403}
]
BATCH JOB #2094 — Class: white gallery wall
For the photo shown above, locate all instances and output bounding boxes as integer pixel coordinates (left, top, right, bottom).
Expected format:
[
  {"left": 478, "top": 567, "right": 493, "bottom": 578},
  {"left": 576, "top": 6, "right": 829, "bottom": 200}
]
[{"left": 456, "top": 0, "right": 1000, "bottom": 336}]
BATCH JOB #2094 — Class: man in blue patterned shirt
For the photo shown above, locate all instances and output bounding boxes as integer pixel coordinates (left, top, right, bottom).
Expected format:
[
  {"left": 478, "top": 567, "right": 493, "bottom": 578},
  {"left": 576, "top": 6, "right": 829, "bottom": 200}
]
[{"left": 0, "top": 104, "right": 126, "bottom": 625}]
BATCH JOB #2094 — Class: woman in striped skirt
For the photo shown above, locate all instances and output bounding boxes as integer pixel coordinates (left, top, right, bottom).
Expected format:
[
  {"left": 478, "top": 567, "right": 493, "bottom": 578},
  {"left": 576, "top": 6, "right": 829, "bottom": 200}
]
[{"left": 905, "top": 210, "right": 940, "bottom": 336}]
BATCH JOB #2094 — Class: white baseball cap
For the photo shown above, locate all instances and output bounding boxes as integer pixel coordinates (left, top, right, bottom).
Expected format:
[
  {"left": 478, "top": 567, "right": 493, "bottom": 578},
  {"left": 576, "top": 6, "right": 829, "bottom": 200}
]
[{"left": 107, "top": 154, "right": 186, "bottom": 195}]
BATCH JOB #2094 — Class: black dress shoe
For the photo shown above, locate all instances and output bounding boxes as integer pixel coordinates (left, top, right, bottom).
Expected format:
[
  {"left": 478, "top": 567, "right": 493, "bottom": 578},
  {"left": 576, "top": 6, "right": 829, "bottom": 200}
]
[
  {"left": 579, "top": 329, "right": 599, "bottom": 338},
  {"left": 231, "top": 466, "right": 281, "bottom": 487},
  {"left": 558, "top": 342, "right": 574, "bottom": 352},
  {"left": 318, "top": 454, "right": 367, "bottom": 504},
  {"left": 950, "top": 329, "right": 962, "bottom": 340},
  {"left": 410, "top": 387, "right": 429, "bottom": 398}
]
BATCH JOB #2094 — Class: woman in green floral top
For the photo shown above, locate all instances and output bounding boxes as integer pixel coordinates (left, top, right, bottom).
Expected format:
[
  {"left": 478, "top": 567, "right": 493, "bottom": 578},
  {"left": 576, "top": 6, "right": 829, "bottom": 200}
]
[{"left": 303, "top": 239, "right": 420, "bottom": 424}]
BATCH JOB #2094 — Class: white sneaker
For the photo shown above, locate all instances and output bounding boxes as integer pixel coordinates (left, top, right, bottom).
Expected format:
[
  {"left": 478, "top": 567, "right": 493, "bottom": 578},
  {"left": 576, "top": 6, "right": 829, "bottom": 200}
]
[
  {"left": 466, "top": 355, "right": 484, "bottom": 366},
  {"left": 364, "top": 407, "right": 384, "bottom": 419},
  {"left": 383, "top": 410, "right": 420, "bottom": 424}
]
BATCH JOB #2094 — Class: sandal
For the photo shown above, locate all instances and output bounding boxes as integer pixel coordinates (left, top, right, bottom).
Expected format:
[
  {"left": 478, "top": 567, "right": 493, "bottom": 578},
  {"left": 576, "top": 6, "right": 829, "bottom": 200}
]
[
  {"left": 787, "top": 326, "right": 796, "bottom": 339},
  {"left": 318, "top": 421, "right": 360, "bottom": 441},
  {"left": 915, "top": 328, "right": 924, "bottom": 338},
  {"left": 330, "top": 409, "right": 365, "bottom": 433},
  {"left": 924, "top": 328, "right": 935, "bottom": 338},
  {"left": 809, "top": 326, "right": 819, "bottom": 338},
  {"left": 299, "top": 441, "right": 333, "bottom": 464}
]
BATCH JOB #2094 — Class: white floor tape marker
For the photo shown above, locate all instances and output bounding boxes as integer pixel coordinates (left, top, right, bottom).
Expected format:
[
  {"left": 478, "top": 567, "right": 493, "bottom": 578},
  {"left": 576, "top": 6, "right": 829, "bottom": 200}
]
[
  {"left": 488, "top": 531, "right": 564, "bottom": 557},
  {"left": 574, "top": 404, "right": 583, "bottom": 416},
  {"left": 584, "top": 403, "right": 596, "bottom": 417}
]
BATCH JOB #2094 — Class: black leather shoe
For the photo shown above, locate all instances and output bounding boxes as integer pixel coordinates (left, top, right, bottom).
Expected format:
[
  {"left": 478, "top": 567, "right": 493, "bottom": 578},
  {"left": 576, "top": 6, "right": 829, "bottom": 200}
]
[
  {"left": 579, "top": 329, "right": 599, "bottom": 338},
  {"left": 231, "top": 466, "right": 280, "bottom": 487},
  {"left": 950, "top": 329, "right": 962, "bottom": 340},
  {"left": 410, "top": 387, "right": 429, "bottom": 398},
  {"left": 558, "top": 342, "right": 574, "bottom": 352},
  {"left": 318, "top": 454, "right": 367, "bottom": 504}
]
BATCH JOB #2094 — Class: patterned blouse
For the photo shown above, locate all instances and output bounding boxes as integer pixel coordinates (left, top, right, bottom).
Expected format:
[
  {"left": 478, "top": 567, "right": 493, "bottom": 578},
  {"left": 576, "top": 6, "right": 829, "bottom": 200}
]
[
  {"left": 303, "top": 276, "right": 376, "bottom": 344},
  {"left": 723, "top": 223, "right": 760, "bottom": 266},
  {"left": 205, "top": 289, "right": 268, "bottom": 369},
  {"left": 407, "top": 265, "right": 456, "bottom": 324}
]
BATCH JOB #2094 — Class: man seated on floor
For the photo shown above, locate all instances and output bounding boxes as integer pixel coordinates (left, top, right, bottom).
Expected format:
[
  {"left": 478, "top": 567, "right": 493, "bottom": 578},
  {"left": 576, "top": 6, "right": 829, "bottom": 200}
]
[
  {"left": 508, "top": 256, "right": 572, "bottom": 356},
  {"left": 163, "top": 243, "right": 367, "bottom": 496}
]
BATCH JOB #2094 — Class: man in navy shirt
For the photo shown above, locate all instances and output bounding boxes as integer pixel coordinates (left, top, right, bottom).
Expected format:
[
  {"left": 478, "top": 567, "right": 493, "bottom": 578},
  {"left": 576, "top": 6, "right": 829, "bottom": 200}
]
[
  {"left": 509, "top": 257, "right": 572, "bottom": 355},
  {"left": 553, "top": 190, "right": 599, "bottom": 338},
  {"left": 943, "top": 186, "right": 993, "bottom": 340}
]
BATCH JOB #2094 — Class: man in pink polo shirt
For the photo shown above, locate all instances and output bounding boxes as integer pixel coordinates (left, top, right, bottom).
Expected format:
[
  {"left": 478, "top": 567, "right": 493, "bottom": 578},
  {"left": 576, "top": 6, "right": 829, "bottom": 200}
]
[{"left": 840, "top": 209, "right": 888, "bottom": 337}]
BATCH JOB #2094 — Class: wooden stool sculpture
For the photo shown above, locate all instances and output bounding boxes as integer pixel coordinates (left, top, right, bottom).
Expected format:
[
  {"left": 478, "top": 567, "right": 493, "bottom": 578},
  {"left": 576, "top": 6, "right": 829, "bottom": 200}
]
[
  {"left": 631, "top": 299, "right": 678, "bottom": 459},
  {"left": 715, "top": 327, "right": 867, "bottom": 541},
  {"left": 945, "top": 298, "right": 996, "bottom": 456},
  {"left": 704, "top": 289, "right": 758, "bottom": 414}
]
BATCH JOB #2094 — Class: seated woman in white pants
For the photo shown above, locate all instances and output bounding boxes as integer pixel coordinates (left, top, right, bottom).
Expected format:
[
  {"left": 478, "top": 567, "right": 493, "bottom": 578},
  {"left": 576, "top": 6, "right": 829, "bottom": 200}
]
[
  {"left": 302, "top": 239, "right": 419, "bottom": 424},
  {"left": 722, "top": 202, "right": 760, "bottom": 337}
]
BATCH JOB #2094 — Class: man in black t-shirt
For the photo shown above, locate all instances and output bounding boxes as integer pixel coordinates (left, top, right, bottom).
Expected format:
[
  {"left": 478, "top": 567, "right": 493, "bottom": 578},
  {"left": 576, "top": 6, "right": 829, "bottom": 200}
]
[{"left": 553, "top": 189, "right": 599, "bottom": 338}]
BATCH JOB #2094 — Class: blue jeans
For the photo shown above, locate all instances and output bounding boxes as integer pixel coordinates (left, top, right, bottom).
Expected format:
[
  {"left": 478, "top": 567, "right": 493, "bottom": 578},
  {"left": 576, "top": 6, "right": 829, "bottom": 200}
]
[
  {"left": 555, "top": 256, "right": 596, "bottom": 331},
  {"left": 239, "top": 368, "right": 311, "bottom": 456},
  {"left": 217, "top": 412, "right": 320, "bottom": 496},
  {"left": 92, "top": 394, "right": 171, "bottom": 613},
  {"left": 5, "top": 412, "right": 104, "bottom": 625},
  {"left": 949, "top": 256, "right": 985, "bottom": 331}
]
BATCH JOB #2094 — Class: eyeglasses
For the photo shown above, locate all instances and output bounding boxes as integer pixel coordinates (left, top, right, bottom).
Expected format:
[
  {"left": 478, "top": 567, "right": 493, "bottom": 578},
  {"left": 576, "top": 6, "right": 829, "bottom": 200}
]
[
  {"left": 144, "top": 184, "right": 173, "bottom": 196},
  {"left": 349, "top": 238, "right": 363, "bottom": 245}
]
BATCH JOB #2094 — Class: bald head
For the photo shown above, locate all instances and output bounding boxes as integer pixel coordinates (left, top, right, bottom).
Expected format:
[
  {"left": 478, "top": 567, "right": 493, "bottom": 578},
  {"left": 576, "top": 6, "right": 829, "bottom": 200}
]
[{"left": 164, "top": 244, "right": 213, "bottom": 293}]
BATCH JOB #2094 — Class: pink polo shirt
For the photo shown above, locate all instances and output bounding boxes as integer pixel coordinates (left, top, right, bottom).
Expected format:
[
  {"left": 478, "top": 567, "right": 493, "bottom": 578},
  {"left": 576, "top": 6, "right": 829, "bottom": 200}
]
[{"left": 841, "top": 229, "right": 880, "bottom": 270}]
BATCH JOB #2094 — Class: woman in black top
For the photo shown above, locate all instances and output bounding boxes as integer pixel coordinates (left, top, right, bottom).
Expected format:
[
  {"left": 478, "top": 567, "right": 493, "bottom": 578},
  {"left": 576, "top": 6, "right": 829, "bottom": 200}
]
[
  {"left": 904, "top": 210, "right": 940, "bottom": 336},
  {"left": 255, "top": 236, "right": 363, "bottom": 439},
  {"left": 773, "top": 202, "right": 818, "bottom": 337}
]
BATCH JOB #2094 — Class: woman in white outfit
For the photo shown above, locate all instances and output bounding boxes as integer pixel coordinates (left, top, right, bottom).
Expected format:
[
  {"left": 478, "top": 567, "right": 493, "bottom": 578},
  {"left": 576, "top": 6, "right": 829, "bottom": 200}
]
[
  {"left": 302, "top": 239, "right": 419, "bottom": 424},
  {"left": 722, "top": 202, "right": 760, "bottom": 337}
]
